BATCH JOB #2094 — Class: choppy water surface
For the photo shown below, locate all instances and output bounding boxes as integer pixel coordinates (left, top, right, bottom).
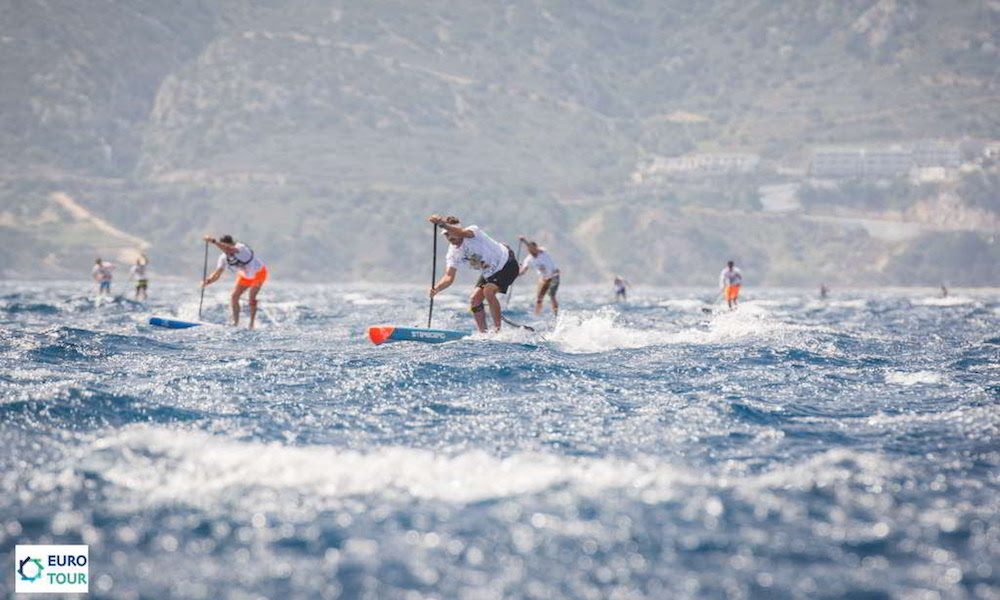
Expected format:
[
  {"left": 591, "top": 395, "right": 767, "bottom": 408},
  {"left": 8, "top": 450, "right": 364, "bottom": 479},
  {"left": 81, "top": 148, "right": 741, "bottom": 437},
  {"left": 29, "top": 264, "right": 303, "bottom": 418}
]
[{"left": 1, "top": 280, "right": 998, "bottom": 599}]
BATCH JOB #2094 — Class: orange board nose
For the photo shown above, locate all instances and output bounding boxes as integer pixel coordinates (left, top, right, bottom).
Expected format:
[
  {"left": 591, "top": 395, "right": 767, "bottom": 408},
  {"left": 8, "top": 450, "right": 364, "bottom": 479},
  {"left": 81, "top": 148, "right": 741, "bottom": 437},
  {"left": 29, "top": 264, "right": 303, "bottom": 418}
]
[{"left": 367, "top": 326, "right": 395, "bottom": 344}]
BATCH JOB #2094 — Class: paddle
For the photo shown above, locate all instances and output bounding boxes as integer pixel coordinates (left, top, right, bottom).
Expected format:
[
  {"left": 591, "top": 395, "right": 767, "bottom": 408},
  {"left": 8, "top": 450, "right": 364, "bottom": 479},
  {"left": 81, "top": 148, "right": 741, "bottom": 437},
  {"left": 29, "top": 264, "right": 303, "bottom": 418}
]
[
  {"left": 428, "top": 222, "right": 437, "bottom": 328},
  {"left": 501, "top": 315, "right": 535, "bottom": 332},
  {"left": 198, "top": 240, "right": 209, "bottom": 320},
  {"left": 505, "top": 239, "right": 525, "bottom": 309}
]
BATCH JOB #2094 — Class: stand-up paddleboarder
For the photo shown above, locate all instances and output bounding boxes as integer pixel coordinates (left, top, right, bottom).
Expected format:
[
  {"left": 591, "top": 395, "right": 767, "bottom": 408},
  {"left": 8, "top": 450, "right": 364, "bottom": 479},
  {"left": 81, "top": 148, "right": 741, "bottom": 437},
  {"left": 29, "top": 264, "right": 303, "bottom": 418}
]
[
  {"left": 130, "top": 254, "right": 149, "bottom": 300},
  {"left": 428, "top": 215, "right": 519, "bottom": 333},
  {"left": 720, "top": 260, "right": 743, "bottom": 311},
  {"left": 517, "top": 236, "right": 560, "bottom": 316},
  {"left": 201, "top": 235, "right": 268, "bottom": 328},
  {"left": 613, "top": 275, "right": 629, "bottom": 303},
  {"left": 92, "top": 258, "right": 115, "bottom": 297}
]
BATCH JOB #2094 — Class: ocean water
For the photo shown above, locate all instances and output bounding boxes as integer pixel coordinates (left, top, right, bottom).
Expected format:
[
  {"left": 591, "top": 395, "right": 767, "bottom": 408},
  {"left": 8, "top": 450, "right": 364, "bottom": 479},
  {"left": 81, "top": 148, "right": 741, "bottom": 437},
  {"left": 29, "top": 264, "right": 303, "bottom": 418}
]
[{"left": 1, "top": 280, "right": 998, "bottom": 599}]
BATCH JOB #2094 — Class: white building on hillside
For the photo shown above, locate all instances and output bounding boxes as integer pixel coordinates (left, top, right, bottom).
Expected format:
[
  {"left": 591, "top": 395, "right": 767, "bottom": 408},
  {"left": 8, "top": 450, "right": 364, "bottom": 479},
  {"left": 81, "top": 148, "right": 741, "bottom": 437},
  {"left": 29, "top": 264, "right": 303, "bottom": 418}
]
[
  {"left": 631, "top": 152, "right": 759, "bottom": 183},
  {"left": 809, "top": 148, "right": 867, "bottom": 178},
  {"left": 810, "top": 140, "right": 962, "bottom": 178},
  {"left": 912, "top": 140, "right": 961, "bottom": 168}
]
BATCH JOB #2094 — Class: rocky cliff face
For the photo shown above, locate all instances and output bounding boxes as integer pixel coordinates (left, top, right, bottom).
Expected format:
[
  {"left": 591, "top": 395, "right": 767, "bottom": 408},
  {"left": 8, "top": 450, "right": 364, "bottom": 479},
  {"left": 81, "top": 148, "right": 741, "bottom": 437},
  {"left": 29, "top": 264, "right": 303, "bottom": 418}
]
[
  {"left": 1, "top": 0, "right": 998, "bottom": 284},
  {"left": 0, "top": 0, "right": 218, "bottom": 176}
]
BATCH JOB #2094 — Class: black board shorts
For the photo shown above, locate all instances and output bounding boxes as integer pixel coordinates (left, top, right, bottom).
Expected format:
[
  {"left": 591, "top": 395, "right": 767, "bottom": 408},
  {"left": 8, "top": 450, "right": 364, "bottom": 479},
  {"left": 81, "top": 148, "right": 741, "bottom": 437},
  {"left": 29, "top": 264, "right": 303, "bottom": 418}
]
[{"left": 475, "top": 249, "right": 519, "bottom": 294}]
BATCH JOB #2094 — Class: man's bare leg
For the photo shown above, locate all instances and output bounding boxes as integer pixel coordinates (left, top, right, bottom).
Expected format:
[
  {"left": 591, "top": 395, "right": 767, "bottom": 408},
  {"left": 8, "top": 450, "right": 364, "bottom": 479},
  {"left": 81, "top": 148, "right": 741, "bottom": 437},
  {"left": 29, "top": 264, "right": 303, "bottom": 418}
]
[
  {"left": 483, "top": 284, "right": 502, "bottom": 331},
  {"left": 231, "top": 284, "right": 249, "bottom": 326},
  {"left": 247, "top": 285, "right": 262, "bottom": 329},
  {"left": 470, "top": 288, "right": 488, "bottom": 333}
]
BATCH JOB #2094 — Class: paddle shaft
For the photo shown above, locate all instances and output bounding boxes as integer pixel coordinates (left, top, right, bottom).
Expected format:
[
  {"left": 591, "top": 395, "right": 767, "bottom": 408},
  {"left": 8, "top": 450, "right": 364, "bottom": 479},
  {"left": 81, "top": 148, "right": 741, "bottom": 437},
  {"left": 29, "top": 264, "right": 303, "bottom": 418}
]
[
  {"left": 505, "top": 239, "right": 525, "bottom": 308},
  {"left": 428, "top": 223, "right": 437, "bottom": 328},
  {"left": 198, "top": 240, "right": 208, "bottom": 319},
  {"left": 501, "top": 315, "right": 535, "bottom": 332}
]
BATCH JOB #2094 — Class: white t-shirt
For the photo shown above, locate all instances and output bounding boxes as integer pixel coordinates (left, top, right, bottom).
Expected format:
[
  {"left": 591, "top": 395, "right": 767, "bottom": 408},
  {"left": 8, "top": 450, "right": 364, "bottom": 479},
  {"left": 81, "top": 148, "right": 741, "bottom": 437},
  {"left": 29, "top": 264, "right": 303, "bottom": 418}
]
[
  {"left": 720, "top": 267, "right": 743, "bottom": 287},
  {"left": 522, "top": 250, "right": 559, "bottom": 280},
  {"left": 217, "top": 243, "right": 264, "bottom": 279},
  {"left": 444, "top": 225, "right": 509, "bottom": 278},
  {"left": 130, "top": 263, "right": 147, "bottom": 279},
  {"left": 92, "top": 263, "right": 114, "bottom": 281}
]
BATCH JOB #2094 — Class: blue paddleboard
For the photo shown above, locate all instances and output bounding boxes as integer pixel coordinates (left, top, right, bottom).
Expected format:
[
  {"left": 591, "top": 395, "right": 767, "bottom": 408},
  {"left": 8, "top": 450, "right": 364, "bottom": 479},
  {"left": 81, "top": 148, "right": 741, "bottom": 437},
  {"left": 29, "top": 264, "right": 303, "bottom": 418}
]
[
  {"left": 368, "top": 325, "right": 470, "bottom": 344},
  {"left": 149, "top": 316, "right": 207, "bottom": 329}
]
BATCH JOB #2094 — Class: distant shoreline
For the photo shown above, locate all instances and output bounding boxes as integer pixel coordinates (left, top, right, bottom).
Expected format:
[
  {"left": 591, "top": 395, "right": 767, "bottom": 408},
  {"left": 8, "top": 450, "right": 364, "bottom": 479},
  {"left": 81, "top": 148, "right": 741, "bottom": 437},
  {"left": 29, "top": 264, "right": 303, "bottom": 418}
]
[{"left": 1, "top": 279, "right": 996, "bottom": 294}]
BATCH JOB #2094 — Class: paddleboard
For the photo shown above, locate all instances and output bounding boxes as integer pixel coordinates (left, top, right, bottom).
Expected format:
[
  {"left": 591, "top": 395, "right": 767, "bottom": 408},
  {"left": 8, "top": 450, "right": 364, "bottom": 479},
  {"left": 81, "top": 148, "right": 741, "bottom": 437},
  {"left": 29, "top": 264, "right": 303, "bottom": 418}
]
[
  {"left": 149, "top": 316, "right": 210, "bottom": 329},
  {"left": 368, "top": 325, "right": 470, "bottom": 345}
]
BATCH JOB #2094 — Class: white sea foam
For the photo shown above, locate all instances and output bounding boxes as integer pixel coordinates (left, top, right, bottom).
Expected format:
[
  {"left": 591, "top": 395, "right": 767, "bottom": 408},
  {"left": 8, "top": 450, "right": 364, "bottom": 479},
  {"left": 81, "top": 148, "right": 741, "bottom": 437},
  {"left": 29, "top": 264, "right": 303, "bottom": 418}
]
[
  {"left": 827, "top": 299, "right": 868, "bottom": 309},
  {"left": 0, "top": 374, "right": 97, "bottom": 405},
  {"left": 865, "top": 404, "right": 997, "bottom": 432},
  {"left": 546, "top": 309, "right": 665, "bottom": 353},
  {"left": 655, "top": 299, "right": 707, "bottom": 312},
  {"left": 2, "top": 367, "right": 67, "bottom": 382},
  {"left": 884, "top": 370, "right": 944, "bottom": 386},
  {"left": 739, "top": 448, "right": 902, "bottom": 492},
  {"left": 468, "top": 324, "right": 538, "bottom": 344},
  {"left": 545, "top": 304, "right": 801, "bottom": 353},
  {"left": 750, "top": 299, "right": 788, "bottom": 308},
  {"left": 911, "top": 296, "right": 974, "bottom": 307},
  {"left": 342, "top": 292, "right": 391, "bottom": 306},
  {"left": 676, "top": 303, "right": 810, "bottom": 347},
  {"left": 261, "top": 300, "right": 310, "bottom": 317},
  {"left": 433, "top": 297, "right": 467, "bottom": 310},
  {"left": 81, "top": 427, "right": 910, "bottom": 514},
  {"left": 85, "top": 426, "right": 699, "bottom": 507}
]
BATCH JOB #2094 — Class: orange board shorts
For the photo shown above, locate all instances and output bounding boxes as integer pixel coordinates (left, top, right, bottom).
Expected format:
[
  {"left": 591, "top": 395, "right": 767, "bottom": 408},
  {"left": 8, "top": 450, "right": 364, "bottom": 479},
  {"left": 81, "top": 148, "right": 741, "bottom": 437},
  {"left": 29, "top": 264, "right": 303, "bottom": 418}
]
[
  {"left": 237, "top": 265, "right": 268, "bottom": 287},
  {"left": 725, "top": 285, "right": 740, "bottom": 301}
]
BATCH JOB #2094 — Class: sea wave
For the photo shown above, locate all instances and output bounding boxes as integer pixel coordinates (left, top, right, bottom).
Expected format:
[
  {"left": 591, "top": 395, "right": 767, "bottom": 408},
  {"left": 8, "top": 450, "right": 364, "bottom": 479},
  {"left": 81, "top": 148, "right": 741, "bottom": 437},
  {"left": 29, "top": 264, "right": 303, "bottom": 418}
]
[{"left": 0, "top": 282, "right": 997, "bottom": 599}]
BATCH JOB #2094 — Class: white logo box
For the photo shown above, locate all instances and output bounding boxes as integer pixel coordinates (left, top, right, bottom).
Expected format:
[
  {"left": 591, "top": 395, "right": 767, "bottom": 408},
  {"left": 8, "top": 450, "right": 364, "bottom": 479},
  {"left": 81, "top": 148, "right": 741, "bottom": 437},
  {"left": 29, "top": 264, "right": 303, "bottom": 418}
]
[{"left": 15, "top": 545, "right": 89, "bottom": 594}]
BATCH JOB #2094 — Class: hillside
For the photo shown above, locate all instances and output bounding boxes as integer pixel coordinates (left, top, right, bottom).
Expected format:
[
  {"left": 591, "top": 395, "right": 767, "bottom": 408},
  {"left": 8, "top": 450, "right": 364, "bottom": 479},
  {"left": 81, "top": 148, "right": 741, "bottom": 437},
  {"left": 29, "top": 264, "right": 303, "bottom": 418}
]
[{"left": 1, "top": 0, "right": 998, "bottom": 285}]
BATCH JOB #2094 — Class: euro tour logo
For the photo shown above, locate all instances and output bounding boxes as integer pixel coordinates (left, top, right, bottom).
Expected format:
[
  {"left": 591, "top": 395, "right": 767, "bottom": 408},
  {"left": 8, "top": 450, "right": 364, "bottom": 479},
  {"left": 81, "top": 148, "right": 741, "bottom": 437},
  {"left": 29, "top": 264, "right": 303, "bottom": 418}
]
[{"left": 15, "top": 545, "right": 89, "bottom": 594}]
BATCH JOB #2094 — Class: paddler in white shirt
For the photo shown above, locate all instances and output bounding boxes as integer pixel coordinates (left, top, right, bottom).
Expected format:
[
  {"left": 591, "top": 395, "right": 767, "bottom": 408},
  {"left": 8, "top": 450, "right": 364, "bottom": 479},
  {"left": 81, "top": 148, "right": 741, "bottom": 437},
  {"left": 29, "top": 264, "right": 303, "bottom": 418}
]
[
  {"left": 517, "top": 236, "right": 560, "bottom": 316},
  {"left": 201, "top": 234, "right": 268, "bottom": 329},
  {"left": 130, "top": 254, "right": 149, "bottom": 300},
  {"left": 720, "top": 260, "right": 743, "bottom": 310},
  {"left": 428, "top": 215, "right": 520, "bottom": 333},
  {"left": 92, "top": 258, "right": 115, "bottom": 296}
]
